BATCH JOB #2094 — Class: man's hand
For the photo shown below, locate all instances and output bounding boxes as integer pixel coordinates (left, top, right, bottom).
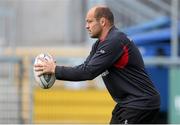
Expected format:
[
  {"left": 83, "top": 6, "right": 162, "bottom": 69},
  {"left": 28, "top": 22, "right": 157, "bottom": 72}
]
[{"left": 34, "top": 57, "right": 56, "bottom": 76}]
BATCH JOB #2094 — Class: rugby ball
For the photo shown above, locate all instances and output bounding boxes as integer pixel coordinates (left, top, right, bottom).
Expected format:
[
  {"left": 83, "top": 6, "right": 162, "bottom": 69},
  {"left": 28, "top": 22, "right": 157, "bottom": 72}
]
[{"left": 34, "top": 53, "right": 56, "bottom": 89}]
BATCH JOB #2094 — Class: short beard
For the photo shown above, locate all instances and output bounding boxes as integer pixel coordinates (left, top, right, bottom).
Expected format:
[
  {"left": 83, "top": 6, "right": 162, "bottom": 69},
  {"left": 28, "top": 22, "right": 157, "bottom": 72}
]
[
  {"left": 90, "top": 35, "right": 98, "bottom": 38},
  {"left": 90, "top": 31, "right": 101, "bottom": 39}
]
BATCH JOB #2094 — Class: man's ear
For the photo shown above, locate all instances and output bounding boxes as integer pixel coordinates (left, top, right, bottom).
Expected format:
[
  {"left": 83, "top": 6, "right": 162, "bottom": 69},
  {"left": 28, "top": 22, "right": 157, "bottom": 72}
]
[{"left": 100, "top": 17, "right": 106, "bottom": 26}]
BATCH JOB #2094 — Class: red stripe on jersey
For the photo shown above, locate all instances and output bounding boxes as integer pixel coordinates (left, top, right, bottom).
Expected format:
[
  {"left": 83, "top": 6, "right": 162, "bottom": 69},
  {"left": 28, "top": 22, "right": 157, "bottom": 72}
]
[{"left": 114, "top": 45, "right": 129, "bottom": 68}]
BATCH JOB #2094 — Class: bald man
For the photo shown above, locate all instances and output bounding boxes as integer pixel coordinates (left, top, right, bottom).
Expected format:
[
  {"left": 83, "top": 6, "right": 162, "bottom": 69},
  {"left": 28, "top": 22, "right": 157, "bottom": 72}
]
[{"left": 34, "top": 6, "right": 160, "bottom": 124}]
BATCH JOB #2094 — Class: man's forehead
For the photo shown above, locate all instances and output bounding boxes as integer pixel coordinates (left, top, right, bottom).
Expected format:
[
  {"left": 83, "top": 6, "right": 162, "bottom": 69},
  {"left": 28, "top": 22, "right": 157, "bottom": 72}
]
[
  {"left": 87, "top": 8, "right": 95, "bottom": 17},
  {"left": 86, "top": 10, "right": 95, "bottom": 21}
]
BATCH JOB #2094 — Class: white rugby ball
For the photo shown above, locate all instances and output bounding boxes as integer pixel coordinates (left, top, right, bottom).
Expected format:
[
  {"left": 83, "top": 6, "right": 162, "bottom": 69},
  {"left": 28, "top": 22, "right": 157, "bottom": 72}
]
[{"left": 34, "top": 53, "right": 56, "bottom": 89}]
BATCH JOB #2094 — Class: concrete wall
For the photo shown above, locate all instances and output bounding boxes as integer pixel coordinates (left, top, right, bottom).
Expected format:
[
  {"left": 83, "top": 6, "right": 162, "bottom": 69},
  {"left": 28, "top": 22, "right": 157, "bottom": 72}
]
[{"left": 15, "top": 0, "right": 86, "bottom": 46}]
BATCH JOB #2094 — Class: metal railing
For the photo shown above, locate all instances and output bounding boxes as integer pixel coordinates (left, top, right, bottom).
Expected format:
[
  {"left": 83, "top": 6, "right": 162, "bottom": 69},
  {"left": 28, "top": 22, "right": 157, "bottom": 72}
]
[{"left": 0, "top": 56, "right": 24, "bottom": 124}]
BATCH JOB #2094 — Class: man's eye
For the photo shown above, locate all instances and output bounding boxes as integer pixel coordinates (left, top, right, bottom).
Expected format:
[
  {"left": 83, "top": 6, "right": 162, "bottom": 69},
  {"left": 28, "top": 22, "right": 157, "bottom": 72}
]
[{"left": 87, "top": 20, "right": 92, "bottom": 23}]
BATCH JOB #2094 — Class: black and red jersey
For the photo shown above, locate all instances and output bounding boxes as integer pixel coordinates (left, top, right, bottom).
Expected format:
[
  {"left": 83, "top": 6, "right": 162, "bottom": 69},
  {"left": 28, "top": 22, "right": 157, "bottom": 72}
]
[{"left": 55, "top": 26, "right": 160, "bottom": 110}]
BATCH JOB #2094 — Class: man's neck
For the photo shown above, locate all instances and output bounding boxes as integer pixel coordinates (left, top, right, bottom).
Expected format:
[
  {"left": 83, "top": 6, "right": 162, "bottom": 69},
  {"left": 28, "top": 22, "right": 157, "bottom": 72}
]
[{"left": 99, "top": 25, "right": 114, "bottom": 41}]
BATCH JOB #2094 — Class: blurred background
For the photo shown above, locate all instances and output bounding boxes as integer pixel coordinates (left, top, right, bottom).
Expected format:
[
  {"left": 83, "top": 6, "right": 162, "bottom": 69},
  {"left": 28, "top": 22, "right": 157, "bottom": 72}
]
[{"left": 0, "top": 0, "right": 180, "bottom": 124}]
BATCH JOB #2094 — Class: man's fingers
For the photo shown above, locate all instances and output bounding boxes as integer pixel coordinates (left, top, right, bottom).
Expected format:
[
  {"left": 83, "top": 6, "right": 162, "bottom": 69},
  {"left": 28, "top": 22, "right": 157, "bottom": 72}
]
[
  {"left": 34, "top": 57, "right": 55, "bottom": 74},
  {"left": 34, "top": 63, "right": 44, "bottom": 71},
  {"left": 36, "top": 71, "right": 44, "bottom": 76},
  {"left": 34, "top": 63, "right": 42, "bottom": 67},
  {"left": 34, "top": 66, "right": 45, "bottom": 76},
  {"left": 34, "top": 67, "right": 43, "bottom": 71}
]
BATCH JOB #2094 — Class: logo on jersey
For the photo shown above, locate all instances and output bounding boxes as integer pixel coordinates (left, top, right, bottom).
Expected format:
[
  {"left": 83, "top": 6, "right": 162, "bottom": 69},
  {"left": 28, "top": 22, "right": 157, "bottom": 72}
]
[{"left": 99, "top": 49, "right": 105, "bottom": 54}]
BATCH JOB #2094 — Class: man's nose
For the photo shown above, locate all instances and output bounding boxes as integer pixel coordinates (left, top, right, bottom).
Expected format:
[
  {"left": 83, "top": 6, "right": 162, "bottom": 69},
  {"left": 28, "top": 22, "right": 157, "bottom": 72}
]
[{"left": 86, "top": 23, "right": 89, "bottom": 29}]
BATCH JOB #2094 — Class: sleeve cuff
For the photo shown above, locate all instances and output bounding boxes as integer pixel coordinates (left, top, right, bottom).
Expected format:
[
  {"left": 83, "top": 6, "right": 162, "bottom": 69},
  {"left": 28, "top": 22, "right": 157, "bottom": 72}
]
[{"left": 55, "top": 66, "right": 62, "bottom": 79}]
